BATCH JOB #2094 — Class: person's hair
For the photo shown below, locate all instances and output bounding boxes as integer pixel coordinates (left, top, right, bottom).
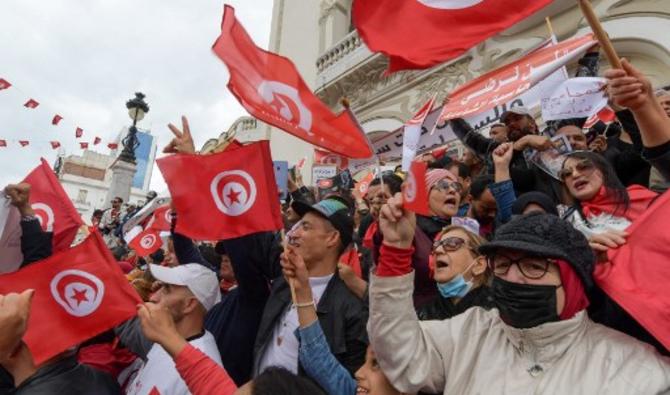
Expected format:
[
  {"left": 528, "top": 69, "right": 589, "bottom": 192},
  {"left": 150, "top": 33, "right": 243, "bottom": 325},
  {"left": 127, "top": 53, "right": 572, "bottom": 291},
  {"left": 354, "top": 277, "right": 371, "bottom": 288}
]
[
  {"left": 438, "top": 225, "right": 490, "bottom": 283},
  {"left": 149, "top": 249, "right": 165, "bottom": 264},
  {"left": 114, "top": 196, "right": 124, "bottom": 203},
  {"left": 92, "top": 209, "right": 104, "bottom": 218},
  {"left": 447, "top": 161, "right": 471, "bottom": 179},
  {"left": 490, "top": 123, "right": 506, "bottom": 130},
  {"left": 251, "top": 367, "right": 326, "bottom": 395},
  {"left": 563, "top": 151, "right": 630, "bottom": 215},
  {"left": 369, "top": 173, "right": 403, "bottom": 194},
  {"left": 111, "top": 245, "right": 130, "bottom": 261},
  {"left": 469, "top": 174, "right": 494, "bottom": 199},
  {"left": 198, "top": 244, "right": 222, "bottom": 270}
]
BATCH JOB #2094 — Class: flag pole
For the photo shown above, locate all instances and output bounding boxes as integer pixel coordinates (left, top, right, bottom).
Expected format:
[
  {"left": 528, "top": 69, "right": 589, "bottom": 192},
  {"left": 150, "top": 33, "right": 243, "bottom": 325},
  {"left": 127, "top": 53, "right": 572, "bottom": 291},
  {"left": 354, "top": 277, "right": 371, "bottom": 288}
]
[
  {"left": 577, "top": 0, "right": 622, "bottom": 68},
  {"left": 545, "top": 17, "right": 555, "bottom": 39}
]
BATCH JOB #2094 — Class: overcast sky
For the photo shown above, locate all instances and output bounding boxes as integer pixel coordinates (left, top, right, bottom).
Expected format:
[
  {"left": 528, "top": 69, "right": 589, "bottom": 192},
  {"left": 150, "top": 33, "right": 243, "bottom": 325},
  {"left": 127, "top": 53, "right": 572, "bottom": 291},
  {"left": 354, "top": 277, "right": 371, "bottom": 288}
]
[{"left": 0, "top": 0, "right": 273, "bottom": 192}]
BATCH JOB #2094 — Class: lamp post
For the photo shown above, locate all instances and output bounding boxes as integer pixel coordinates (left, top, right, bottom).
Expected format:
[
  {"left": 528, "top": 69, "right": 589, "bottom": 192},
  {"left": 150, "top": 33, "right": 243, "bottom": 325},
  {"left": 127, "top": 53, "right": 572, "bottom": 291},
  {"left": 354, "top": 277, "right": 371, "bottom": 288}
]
[
  {"left": 105, "top": 92, "right": 150, "bottom": 209},
  {"left": 118, "top": 92, "right": 150, "bottom": 163}
]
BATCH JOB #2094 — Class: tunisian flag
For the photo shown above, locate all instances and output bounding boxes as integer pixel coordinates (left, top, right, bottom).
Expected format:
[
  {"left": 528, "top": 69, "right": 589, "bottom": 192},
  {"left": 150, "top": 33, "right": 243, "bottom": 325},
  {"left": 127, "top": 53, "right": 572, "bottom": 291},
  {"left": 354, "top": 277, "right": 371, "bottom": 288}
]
[
  {"left": 146, "top": 205, "right": 173, "bottom": 232},
  {"left": 212, "top": 5, "right": 373, "bottom": 159},
  {"left": 353, "top": 0, "right": 553, "bottom": 73},
  {"left": 0, "top": 232, "right": 141, "bottom": 365},
  {"left": 23, "top": 159, "right": 84, "bottom": 252},
  {"left": 403, "top": 161, "right": 429, "bottom": 216},
  {"left": 157, "top": 140, "right": 283, "bottom": 240},
  {"left": 128, "top": 228, "right": 162, "bottom": 257},
  {"left": 594, "top": 191, "right": 670, "bottom": 351}
]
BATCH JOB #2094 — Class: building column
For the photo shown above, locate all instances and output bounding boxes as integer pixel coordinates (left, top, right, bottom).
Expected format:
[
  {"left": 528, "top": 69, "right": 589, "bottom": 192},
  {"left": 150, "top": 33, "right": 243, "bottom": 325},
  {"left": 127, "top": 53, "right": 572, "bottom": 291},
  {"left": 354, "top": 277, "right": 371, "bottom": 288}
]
[{"left": 104, "top": 160, "right": 136, "bottom": 209}]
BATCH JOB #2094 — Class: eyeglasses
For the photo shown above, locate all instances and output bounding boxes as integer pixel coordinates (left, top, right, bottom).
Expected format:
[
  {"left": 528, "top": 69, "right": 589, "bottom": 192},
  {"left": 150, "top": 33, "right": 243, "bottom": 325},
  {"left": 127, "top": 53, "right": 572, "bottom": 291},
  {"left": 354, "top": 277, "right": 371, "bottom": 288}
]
[
  {"left": 433, "top": 179, "right": 463, "bottom": 194},
  {"left": 558, "top": 159, "right": 596, "bottom": 181},
  {"left": 432, "top": 236, "right": 467, "bottom": 253},
  {"left": 487, "top": 255, "right": 555, "bottom": 280}
]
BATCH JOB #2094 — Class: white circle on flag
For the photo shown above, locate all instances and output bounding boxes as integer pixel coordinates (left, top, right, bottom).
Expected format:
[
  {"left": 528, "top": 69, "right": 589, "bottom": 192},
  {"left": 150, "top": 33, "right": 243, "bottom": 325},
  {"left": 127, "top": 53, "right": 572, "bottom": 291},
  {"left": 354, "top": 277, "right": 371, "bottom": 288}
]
[
  {"left": 257, "top": 80, "right": 314, "bottom": 135},
  {"left": 210, "top": 170, "right": 258, "bottom": 216},
  {"left": 50, "top": 269, "right": 105, "bottom": 317},
  {"left": 140, "top": 234, "right": 157, "bottom": 249},
  {"left": 164, "top": 209, "right": 172, "bottom": 224},
  {"left": 32, "top": 202, "right": 55, "bottom": 232},
  {"left": 404, "top": 172, "right": 417, "bottom": 203},
  {"left": 417, "top": 0, "right": 484, "bottom": 9}
]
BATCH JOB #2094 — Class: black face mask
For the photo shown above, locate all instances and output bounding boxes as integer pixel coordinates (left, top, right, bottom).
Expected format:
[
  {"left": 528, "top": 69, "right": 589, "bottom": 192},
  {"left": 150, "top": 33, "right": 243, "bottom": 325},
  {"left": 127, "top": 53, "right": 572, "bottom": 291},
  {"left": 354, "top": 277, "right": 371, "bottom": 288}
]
[{"left": 492, "top": 276, "right": 560, "bottom": 329}]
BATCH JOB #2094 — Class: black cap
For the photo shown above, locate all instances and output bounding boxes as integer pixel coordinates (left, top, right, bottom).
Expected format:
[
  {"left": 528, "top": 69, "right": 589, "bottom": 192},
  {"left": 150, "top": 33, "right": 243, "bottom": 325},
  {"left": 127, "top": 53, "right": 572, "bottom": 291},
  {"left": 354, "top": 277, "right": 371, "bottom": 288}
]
[
  {"left": 478, "top": 213, "right": 595, "bottom": 289},
  {"left": 291, "top": 198, "right": 354, "bottom": 249}
]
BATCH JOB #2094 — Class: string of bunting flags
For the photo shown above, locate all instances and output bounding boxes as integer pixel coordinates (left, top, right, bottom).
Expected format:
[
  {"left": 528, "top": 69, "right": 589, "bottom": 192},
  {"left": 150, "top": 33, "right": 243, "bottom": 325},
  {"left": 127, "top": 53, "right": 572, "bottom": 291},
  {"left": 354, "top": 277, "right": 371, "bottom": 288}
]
[{"left": 0, "top": 77, "right": 118, "bottom": 150}]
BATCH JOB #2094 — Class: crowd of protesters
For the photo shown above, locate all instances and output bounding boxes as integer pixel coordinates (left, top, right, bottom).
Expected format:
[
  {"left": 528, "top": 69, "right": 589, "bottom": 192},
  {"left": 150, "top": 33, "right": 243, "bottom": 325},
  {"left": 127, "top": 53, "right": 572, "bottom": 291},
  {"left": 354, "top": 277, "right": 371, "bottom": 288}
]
[{"left": 1, "top": 51, "right": 670, "bottom": 395}]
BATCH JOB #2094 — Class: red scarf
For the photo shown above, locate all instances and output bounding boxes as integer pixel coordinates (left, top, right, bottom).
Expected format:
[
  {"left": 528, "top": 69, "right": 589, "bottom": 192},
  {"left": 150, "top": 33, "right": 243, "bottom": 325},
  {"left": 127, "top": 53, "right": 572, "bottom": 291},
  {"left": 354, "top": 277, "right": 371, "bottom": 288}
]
[
  {"left": 556, "top": 260, "right": 589, "bottom": 320},
  {"left": 362, "top": 221, "right": 378, "bottom": 250},
  {"left": 581, "top": 185, "right": 657, "bottom": 222}
]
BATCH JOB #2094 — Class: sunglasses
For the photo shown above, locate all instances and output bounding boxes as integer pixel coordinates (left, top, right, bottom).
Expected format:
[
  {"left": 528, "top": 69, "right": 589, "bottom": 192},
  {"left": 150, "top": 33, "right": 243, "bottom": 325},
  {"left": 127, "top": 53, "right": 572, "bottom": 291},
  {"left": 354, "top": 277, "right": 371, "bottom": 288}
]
[
  {"left": 432, "top": 236, "right": 467, "bottom": 253},
  {"left": 559, "top": 159, "right": 596, "bottom": 181},
  {"left": 433, "top": 179, "right": 463, "bottom": 194}
]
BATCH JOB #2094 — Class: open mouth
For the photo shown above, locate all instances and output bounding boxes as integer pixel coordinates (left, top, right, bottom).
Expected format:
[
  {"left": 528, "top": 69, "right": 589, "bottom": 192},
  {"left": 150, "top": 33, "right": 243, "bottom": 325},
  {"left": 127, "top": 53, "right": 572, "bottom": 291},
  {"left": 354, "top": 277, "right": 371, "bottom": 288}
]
[
  {"left": 573, "top": 179, "right": 589, "bottom": 191},
  {"left": 435, "top": 259, "right": 449, "bottom": 269},
  {"left": 356, "top": 386, "right": 369, "bottom": 394},
  {"left": 444, "top": 195, "right": 458, "bottom": 209}
]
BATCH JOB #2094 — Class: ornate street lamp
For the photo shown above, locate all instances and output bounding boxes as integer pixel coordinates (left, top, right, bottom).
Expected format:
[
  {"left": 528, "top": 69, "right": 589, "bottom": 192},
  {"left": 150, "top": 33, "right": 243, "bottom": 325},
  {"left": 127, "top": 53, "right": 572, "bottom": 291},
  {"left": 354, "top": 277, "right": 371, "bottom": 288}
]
[{"left": 118, "top": 92, "right": 150, "bottom": 163}]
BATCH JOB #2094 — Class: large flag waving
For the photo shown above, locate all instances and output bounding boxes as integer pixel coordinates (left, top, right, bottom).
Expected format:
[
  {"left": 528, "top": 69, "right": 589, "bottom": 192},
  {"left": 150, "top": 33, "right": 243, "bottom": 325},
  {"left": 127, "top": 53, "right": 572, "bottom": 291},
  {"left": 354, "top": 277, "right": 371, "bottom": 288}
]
[
  {"left": 212, "top": 5, "right": 373, "bottom": 159},
  {"left": 157, "top": 140, "right": 283, "bottom": 240},
  {"left": 0, "top": 232, "right": 141, "bottom": 364},
  {"left": 594, "top": 191, "right": 670, "bottom": 351},
  {"left": 438, "top": 34, "right": 597, "bottom": 122},
  {"left": 353, "top": 0, "right": 553, "bottom": 73},
  {"left": 23, "top": 159, "right": 84, "bottom": 252}
]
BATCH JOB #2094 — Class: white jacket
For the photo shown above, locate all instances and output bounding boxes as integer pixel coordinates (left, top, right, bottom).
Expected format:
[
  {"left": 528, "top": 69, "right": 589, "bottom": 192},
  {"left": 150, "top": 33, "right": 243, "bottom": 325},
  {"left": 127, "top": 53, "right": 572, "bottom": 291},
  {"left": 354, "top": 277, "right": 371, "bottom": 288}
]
[{"left": 368, "top": 272, "right": 670, "bottom": 395}]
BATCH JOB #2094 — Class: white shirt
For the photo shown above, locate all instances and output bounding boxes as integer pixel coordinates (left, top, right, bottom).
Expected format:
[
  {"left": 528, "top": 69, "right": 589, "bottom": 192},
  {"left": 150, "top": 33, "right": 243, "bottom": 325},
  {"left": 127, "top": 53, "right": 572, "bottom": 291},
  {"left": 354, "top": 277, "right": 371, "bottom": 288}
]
[
  {"left": 124, "top": 330, "right": 222, "bottom": 395},
  {"left": 257, "top": 273, "right": 334, "bottom": 374}
]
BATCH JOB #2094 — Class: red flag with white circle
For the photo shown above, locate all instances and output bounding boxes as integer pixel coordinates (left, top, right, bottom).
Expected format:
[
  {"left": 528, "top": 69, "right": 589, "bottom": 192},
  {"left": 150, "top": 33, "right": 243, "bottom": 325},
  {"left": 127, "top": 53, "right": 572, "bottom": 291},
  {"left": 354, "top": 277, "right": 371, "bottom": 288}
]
[
  {"left": 157, "top": 140, "right": 283, "bottom": 240},
  {"left": 22, "top": 159, "right": 84, "bottom": 252},
  {"left": 128, "top": 229, "right": 162, "bottom": 257},
  {"left": 212, "top": 5, "right": 373, "bottom": 159},
  {"left": 0, "top": 232, "right": 141, "bottom": 365},
  {"left": 403, "top": 161, "right": 429, "bottom": 216}
]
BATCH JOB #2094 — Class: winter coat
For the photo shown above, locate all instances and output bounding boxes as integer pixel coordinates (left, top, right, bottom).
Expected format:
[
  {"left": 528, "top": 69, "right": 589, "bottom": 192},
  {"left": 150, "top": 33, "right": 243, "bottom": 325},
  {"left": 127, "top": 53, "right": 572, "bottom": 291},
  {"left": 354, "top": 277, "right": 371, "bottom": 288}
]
[{"left": 369, "top": 271, "right": 670, "bottom": 395}]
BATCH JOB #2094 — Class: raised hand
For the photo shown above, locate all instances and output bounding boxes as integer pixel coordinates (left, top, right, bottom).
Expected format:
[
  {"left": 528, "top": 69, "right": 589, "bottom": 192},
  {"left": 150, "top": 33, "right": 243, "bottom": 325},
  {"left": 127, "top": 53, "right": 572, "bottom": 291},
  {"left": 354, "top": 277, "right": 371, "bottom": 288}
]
[
  {"left": 4, "top": 183, "right": 34, "bottom": 217},
  {"left": 604, "top": 59, "right": 653, "bottom": 112},
  {"left": 0, "top": 290, "right": 34, "bottom": 362},
  {"left": 513, "top": 135, "right": 554, "bottom": 152},
  {"left": 492, "top": 142, "right": 514, "bottom": 167},
  {"left": 163, "top": 116, "right": 196, "bottom": 155},
  {"left": 137, "top": 302, "right": 187, "bottom": 357},
  {"left": 378, "top": 193, "right": 416, "bottom": 249},
  {"left": 280, "top": 246, "right": 310, "bottom": 294}
]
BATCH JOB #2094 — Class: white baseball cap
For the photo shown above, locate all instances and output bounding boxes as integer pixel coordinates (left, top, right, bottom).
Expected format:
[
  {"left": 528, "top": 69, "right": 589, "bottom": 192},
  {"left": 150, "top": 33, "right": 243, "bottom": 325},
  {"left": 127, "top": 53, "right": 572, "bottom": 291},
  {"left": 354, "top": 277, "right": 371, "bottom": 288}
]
[
  {"left": 149, "top": 264, "right": 221, "bottom": 311},
  {"left": 501, "top": 106, "right": 532, "bottom": 123}
]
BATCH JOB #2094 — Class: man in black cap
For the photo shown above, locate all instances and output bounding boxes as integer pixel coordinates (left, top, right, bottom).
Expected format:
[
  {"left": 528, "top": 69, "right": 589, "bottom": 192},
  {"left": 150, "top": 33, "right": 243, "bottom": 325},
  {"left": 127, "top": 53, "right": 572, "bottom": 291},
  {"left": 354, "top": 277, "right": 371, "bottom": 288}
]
[
  {"left": 253, "top": 197, "right": 368, "bottom": 379},
  {"left": 368, "top": 202, "right": 670, "bottom": 394}
]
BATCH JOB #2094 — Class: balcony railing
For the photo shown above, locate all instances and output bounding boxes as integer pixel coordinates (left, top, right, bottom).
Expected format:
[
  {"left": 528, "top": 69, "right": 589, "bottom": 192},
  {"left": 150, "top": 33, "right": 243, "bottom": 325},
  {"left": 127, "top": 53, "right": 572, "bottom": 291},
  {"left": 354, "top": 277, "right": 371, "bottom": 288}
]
[{"left": 315, "top": 30, "right": 376, "bottom": 87}]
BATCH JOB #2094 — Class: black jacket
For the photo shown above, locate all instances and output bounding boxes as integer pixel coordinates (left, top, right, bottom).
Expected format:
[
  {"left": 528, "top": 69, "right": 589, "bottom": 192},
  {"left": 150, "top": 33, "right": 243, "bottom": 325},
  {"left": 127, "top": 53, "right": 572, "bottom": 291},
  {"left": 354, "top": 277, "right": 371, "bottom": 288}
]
[
  {"left": 7, "top": 355, "right": 119, "bottom": 395},
  {"left": 253, "top": 273, "right": 369, "bottom": 377},
  {"left": 451, "top": 118, "right": 565, "bottom": 204},
  {"left": 171, "top": 229, "right": 283, "bottom": 386},
  {"left": 416, "top": 285, "right": 493, "bottom": 321}
]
